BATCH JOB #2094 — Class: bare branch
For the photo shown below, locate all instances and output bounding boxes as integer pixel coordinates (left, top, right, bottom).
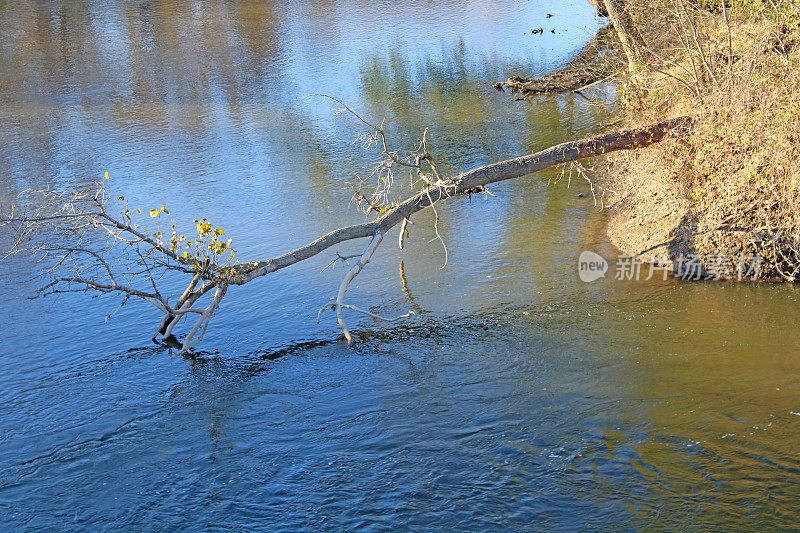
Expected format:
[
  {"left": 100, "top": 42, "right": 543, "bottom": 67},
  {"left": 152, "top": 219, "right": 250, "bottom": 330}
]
[
  {"left": 334, "top": 231, "right": 384, "bottom": 344},
  {"left": 318, "top": 302, "right": 414, "bottom": 323}
]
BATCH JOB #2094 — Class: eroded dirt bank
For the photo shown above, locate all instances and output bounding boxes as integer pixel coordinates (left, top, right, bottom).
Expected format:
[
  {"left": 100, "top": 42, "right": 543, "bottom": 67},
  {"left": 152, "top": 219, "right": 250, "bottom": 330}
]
[{"left": 500, "top": 2, "right": 800, "bottom": 281}]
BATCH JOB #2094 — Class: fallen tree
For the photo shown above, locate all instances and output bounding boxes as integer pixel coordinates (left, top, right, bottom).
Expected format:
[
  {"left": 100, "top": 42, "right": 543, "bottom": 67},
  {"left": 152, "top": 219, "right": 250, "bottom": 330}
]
[{"left": 0, "top": 110, "right": 690, "bottom": 353}]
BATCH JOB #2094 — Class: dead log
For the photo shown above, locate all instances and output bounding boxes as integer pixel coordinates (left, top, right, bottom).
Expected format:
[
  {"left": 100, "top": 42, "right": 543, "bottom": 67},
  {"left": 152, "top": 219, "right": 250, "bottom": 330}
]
[{"left": 232, "top": 116, "right": 692, "bottom": 285}]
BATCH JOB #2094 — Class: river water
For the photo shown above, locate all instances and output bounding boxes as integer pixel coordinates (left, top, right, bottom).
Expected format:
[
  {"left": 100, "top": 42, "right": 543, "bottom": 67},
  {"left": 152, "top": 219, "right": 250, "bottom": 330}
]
[{"left": 1, "top": 0, "right": 800, "bottom": 530}]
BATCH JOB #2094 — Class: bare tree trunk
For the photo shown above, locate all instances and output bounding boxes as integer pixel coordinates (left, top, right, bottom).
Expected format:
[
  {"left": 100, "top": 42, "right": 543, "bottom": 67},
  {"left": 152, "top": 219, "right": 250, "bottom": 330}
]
[
  {"left": 587, "top": 0, "right": 608, "bottom": 17},
  {"left": 600, "top": 0, "right": 649, "bottom": 72}
]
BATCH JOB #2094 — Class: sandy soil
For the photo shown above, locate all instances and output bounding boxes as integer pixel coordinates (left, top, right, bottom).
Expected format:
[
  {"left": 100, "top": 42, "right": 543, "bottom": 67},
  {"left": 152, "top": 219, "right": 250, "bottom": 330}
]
[{"left": 598, "top": 144, "right": 693, "bottom": 269}]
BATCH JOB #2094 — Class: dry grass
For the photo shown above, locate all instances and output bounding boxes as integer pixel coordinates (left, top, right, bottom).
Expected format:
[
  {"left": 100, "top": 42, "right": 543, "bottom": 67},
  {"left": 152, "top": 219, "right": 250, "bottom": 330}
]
[{"left": 609, "top": 0, "right": 800, "bottom": 279}]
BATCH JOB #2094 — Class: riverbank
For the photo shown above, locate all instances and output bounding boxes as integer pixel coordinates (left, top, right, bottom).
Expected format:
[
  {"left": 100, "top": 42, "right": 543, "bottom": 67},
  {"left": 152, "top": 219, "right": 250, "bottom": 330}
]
[
  {"left": 607, "top": 2, "right": 800, "bottom": 280},
  {"left": 507, "top": 1, "right": 800, "bottom": 280},
  {"left": 605, "top": 2, "right": 800, "bottom": 280}
]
